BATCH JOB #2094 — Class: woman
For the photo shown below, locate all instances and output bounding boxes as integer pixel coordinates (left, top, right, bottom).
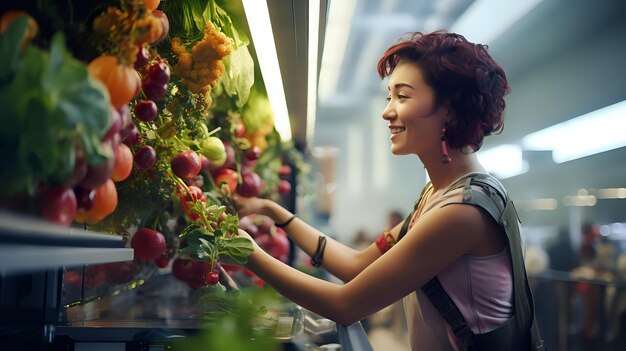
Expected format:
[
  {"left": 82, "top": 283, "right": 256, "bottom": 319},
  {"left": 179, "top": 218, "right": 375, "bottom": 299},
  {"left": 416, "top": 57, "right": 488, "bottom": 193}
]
[{"left": 232, "top": 31, "right": 542, "bottom": 350}]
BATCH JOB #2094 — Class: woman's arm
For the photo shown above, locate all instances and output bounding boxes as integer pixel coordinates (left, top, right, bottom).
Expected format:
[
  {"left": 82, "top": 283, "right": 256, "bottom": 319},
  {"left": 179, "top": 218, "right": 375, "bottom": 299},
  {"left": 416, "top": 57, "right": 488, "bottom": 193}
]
[
  {"left": 244, "top": 203, "right": 493, "bottom": 326},
  {"left": 236, "top": 195, "right": 381, "bottom": 282}
]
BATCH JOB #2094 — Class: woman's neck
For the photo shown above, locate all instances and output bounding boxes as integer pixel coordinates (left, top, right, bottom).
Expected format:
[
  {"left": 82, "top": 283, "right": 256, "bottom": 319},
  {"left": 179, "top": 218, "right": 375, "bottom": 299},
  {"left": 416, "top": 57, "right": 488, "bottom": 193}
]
[{"left": 422, "top": 149, "right": 485, "bottom": 191}]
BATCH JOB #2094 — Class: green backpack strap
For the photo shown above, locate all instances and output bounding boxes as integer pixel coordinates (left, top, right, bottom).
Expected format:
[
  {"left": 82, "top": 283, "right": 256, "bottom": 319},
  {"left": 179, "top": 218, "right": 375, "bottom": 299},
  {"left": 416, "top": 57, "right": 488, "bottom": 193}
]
[{"left": 398, "top": 174, "right": 546, "bottom": 350}]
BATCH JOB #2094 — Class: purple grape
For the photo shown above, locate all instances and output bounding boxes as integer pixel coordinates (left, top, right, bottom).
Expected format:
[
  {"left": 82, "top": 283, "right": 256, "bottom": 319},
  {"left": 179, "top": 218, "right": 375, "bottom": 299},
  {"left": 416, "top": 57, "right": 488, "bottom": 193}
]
[
  {"left": 147, "top": 62, "right": 170, "bottom": 84},
  {"left": 134, "top": 100, "right": 158, "bottom": 122},
  {"left": 121, "top": 123, "right": 142, "bottom": 146},
  {"left": 134, "top": 46, "right": 150, "bottom": 69},
  {"left": 142, "top": 79, "right": 168, "bottom": 101},
  {"left": 74, "top": 187, "right": 96, "bottom": 210},
  {"left": 134, "top": 145, "right": 157, "bottom": 170}
]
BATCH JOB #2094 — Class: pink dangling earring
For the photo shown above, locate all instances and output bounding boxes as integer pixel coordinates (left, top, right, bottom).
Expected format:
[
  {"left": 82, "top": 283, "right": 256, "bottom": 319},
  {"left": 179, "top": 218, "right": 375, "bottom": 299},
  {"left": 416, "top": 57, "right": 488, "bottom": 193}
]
[{"left": 441, "top": 127, "right": 452, "bottom": 163}]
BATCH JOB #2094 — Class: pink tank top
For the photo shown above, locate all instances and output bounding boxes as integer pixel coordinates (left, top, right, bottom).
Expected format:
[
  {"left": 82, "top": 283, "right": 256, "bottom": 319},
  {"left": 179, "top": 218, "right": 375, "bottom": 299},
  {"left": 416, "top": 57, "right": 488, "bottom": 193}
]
[{"left": 403, "top": 174, "right": 513, "bottom": 351}]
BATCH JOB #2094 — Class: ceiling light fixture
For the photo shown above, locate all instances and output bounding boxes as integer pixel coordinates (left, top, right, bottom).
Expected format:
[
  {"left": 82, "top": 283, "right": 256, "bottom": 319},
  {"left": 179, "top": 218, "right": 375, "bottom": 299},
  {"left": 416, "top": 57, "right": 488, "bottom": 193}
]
[
  {"left": 450, "top": 0, "right": 544, "bottom": 44},
  {"left": 563, "top": 195, "right": 597, "bottom": 207},
  {"left": 522, "top": 100, "right": 626, "bottom": 163},
  {"left": 596, "top": 188, "right": 626, "bottom": 199},
  {"left": 317, "top": 0, "right": 356, "bottom": 102},
  {"left": 477, "top": 144, "right": 527, "bottom": 179},
  {"left": 242, "top": 0, "right": 292, "bottom": 141},
  {"left": 516, "top": 198, "right": 558, "bottom": 211},
  {"left": 307, "top": 0, "right": 321, "bottom": 145}
]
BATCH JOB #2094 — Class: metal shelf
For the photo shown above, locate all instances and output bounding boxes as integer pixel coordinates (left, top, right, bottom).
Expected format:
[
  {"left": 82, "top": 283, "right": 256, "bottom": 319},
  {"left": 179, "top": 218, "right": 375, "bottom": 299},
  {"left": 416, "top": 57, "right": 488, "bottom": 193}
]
[
  {"left": 0, "top": 211, "right": 133, "bottom": 275},
  {"left": 0, "top": 244, "right": 134, "bottom": 275}
]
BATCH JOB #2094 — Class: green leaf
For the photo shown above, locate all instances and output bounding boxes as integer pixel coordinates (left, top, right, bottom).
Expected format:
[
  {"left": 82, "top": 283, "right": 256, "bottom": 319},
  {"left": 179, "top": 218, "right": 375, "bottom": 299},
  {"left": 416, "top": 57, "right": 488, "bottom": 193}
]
[
  {"left": 0, "top": 30, "right": 110, "bottom": 198},
  {"left": 218, "top": 237, "right": 253, "bottom": 264},
  {"left": 221, "top": 45, "right": 254, "bottom": 107},
  {"left": 0, "top": 16, "right": 28, "bottom": 85}
]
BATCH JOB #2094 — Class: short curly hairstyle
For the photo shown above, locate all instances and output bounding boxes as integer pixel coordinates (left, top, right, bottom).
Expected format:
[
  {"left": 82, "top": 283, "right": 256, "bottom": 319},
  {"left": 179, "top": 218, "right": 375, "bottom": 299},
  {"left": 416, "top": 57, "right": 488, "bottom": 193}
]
[{"left": 377, "top": 31, "right": 510, "bottom": 151}]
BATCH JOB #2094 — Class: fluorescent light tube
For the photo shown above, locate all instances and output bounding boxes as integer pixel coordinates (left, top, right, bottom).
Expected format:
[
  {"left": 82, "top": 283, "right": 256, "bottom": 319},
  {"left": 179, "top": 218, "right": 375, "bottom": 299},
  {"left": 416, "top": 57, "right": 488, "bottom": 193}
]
[
  {"left": 242, "top": 0, "right": 292, "bottom": 141},
  {"left": 477, "top": 144, "right": 527, "bottom": 179},
  {"left": 522, "top": 100, "right": 626, "bottom": 163},
  {"left": 318, "top": 0, "right": 356, "bottom": 101},
  {"left": 307, "top": 0, "right": 320, "bottom": 144}
]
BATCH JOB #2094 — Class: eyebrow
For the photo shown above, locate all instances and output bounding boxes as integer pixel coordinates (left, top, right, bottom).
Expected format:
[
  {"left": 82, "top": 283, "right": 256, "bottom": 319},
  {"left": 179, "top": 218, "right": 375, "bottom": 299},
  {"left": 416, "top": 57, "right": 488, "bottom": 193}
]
[{"left": 388, "top": 82, "right": 415, "bottom": 90}]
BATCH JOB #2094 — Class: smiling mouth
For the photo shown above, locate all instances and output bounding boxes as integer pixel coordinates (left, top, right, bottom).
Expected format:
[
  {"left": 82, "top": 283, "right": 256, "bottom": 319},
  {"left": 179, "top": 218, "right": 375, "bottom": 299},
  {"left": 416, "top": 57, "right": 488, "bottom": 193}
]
[{"left": 390, "top": 127, "right": 406, "bottom": 134}]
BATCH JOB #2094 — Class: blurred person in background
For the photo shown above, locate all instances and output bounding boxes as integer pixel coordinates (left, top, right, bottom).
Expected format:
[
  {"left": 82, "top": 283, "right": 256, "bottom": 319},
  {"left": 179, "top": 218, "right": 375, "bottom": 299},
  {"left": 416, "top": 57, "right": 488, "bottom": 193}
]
[
  {"left": 232, "top": 31, "right": 544, "bottom": 350},
  {"left": 546, "top": 227, "right": 578, "bottom": 272},
  {"left": 570, "top": 223, "right": 617, "bottom": 350},
  {"left": 388, "top": 210, "right": 404, "bottom": 229},
  {"left": 352, "top": 229, "right": 372, "bottom": 251}
]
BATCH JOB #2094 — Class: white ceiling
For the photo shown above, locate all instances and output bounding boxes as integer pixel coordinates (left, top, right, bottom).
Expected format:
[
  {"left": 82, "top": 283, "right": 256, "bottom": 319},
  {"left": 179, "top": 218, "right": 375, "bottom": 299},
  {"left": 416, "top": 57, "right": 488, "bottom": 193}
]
[{"left": 269, "top": 0, "right": 626, "bottom": 232}]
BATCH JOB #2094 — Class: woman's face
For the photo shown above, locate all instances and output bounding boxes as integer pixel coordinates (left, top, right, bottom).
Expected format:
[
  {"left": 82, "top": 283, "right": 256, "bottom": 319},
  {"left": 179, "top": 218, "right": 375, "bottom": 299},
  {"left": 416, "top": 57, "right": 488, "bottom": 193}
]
[{"left": 381, "top": 60, "right": 447, "bottom": 156}]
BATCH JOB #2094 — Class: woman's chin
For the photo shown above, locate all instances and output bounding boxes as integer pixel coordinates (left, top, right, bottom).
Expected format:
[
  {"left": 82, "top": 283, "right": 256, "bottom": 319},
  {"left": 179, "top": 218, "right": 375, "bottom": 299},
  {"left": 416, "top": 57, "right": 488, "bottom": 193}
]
[{"left": 390, "top": 146, "right": 407, "bottom": 155}]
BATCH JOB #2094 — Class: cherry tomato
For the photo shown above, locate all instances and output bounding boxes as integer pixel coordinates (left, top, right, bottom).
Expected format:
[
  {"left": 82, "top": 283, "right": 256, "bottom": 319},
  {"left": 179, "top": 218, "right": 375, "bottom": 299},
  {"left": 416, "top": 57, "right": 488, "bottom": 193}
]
[
  {"left": 213, "top": 168, "right": 238, "bottom": 194},
  {"left": 204, "top": 271, "right": 220, "bottom": 285}
]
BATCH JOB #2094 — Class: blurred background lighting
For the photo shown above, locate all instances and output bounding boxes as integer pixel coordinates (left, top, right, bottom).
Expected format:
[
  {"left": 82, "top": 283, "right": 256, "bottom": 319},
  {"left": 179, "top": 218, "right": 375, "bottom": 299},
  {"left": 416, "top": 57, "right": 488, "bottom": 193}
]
[
  {"left": 318, "top": 0, "right": 357, "bottom": 101},
  {"left": 563, "top": 195, "right": 597, "bottom": 207},
  {"left": 477, "top": 144, "right": 527, "bottom": 179},
  {"left": 307, "top": 0, "right": 320, "bottom": 144},
  {"left": 597, "top": 188, "right": 626, "bottom": 199},
  {"left": 450, "top": 0, "right": 544, "bottom": 44},
  {"left": 517, "top": 198, "right": 558, "bottom": 211},
  {"left": 522, "top": 100, "right": 626, "bottom": 163},
  {"left": 242, "top": 0, "right": 292, "bottom": 141}
]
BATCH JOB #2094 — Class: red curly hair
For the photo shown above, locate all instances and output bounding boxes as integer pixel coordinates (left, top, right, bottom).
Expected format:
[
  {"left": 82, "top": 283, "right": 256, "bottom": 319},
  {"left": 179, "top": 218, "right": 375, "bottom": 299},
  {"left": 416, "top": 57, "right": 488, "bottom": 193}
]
[{"left": 377, "top": 31, "right": 510, "bottom": 151}]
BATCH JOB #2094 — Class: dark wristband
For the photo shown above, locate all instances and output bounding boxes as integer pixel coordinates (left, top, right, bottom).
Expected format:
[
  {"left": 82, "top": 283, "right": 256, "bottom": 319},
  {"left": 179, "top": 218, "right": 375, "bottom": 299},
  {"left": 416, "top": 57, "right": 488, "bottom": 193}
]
[
  {"left": 276, "top": 214, "right": 297, "bottom": 228},
  {"left": 311, "top": 236, "right": 327, "bottom": 267}
]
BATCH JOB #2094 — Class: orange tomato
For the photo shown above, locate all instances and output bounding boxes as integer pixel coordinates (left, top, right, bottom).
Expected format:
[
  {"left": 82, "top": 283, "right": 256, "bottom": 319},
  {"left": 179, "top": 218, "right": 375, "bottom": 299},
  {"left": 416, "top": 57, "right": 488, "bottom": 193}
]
[
  {"left": 88, "top": 55, "right": 140, "bottom": 109},
  {"left": 135, "top": 0, "right": 160, "bottom": 11},
  {"left": 245, "top": 132, "right": 269, "bottom": 151},
  {"left": 74, "top": 179, "right": 118, "bottom": 224},
  {"left": 111, "top": 143, "right": 133, "bottom": 182}
]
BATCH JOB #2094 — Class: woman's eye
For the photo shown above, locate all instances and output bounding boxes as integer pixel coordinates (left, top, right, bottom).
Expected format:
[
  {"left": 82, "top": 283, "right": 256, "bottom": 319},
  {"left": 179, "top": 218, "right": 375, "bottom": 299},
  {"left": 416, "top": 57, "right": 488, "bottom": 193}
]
[
  {"left": 398, "top": 94, "right": 408, "bottom": 99},
  {"left": 386, "top": 96, "right": 391, "bottom": 102}
]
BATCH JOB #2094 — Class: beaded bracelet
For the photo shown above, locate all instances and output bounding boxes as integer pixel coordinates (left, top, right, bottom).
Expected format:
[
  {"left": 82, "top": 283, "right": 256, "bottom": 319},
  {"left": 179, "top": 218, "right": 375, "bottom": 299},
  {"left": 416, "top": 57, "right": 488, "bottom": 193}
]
[
  {"left": 375, "top": 229, "right": 396, "bottom": 255},
  {"left": 275, "top": 214, "right": 297, "bottom": 228},
  {"left": 310, "top": 236, "right": 327, "bottom": 267}
]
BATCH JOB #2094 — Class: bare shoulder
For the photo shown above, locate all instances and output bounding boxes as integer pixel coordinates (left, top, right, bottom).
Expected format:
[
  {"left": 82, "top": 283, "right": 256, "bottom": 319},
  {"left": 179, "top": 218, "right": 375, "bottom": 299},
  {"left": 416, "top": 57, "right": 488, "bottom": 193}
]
[
  {"left": 435, "top": 203, "right": 506, "bottom": 256},
  {"left": 400, "top": 203, "right": 505, "bottom": 258}
]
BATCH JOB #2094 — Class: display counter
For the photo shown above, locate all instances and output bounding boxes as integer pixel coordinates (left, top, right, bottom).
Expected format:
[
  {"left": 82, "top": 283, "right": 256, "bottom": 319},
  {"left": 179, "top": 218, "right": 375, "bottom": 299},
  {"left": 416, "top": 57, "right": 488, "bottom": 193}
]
[{"left": 0, "top": 211, "right": 372, "bottom": 351}]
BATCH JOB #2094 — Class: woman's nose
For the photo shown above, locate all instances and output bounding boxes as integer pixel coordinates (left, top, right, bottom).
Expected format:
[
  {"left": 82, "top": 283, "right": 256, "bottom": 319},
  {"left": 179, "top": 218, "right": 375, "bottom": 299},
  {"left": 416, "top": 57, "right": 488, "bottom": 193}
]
[{"left": 381, "top": 104, "right": 396, "bottom": 121}]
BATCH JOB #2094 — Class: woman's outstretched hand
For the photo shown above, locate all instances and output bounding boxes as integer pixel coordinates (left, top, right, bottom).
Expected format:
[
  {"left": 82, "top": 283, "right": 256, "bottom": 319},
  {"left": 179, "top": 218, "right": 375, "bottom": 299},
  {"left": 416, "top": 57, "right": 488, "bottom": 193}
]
[
  {"left": 219, "top": 228, "right": 257, "bottom": 266},
  {"left": 233, "top": 194, "right": 267, "bottom": 217}
]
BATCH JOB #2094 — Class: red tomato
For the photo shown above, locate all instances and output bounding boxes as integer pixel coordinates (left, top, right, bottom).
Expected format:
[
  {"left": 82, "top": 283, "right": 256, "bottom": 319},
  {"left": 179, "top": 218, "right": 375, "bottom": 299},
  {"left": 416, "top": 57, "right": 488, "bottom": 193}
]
[
  {"left": 204, "top": 271, "right": 220, "bottom": 285},
  {"left": 111, "top": 143, "right": 133, "bottom": 182},
  {"left": 172, "top": 257, "right": 194, "bottom": 282},
  {"left": 154, "top": 255, "right": 170, "bottom": 268},
  {"left": 213, "top": 168, "right": 238, "bottom": 193},
  {"left": 278, "top": 180, "right": 292, "bottom": 195},
  {"left": 267, "top": 231, "right": 290, "bottom": 263},
  {"left": 236, "top": 171, "right": 262, "bottom": 198},
  {"left": 131, "top": 228, "right": 166, "bottom": 261},
  {"left": 171, "top": 150, "right": 201, "bottom": 179},
  {"left": 38, "top": 186, "right": 77, "bottom": 226},
  {"left": 179, "top": 185, "right": 206, "bottom": 220},
  {"left": 73, "top": 179, "right": 118, "bottom": 224}
]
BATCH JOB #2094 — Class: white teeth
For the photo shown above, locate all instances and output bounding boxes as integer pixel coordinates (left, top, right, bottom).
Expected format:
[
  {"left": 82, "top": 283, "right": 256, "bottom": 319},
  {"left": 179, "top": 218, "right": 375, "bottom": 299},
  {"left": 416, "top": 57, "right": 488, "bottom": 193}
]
[{"left": 390, "top": 127, "right": 405, "bottom": 134}]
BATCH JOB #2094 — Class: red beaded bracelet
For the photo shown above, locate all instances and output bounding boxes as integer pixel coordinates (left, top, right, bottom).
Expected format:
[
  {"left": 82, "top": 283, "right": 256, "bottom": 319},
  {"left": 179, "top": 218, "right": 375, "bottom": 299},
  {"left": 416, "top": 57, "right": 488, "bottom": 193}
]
[{"left": 375, "top": 229, "right": 396, "bottom": 254}]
